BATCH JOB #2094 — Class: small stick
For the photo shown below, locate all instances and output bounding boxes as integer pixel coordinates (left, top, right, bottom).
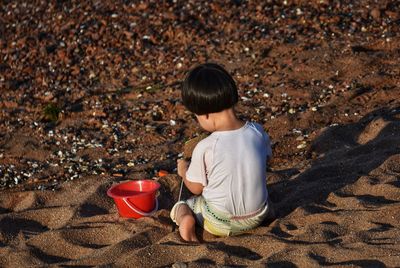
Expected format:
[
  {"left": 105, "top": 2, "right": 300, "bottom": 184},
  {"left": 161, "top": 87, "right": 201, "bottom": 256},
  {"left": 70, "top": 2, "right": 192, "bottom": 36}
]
[{"left": 178, "top": 178, "right": 184, "bottom": 202}]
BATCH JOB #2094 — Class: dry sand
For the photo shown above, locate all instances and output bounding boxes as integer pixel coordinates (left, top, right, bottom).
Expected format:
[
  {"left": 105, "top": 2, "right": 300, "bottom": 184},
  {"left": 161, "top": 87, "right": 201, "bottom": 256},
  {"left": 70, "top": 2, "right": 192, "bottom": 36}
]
[
  {"left": 1, "top": 1, "right": 400, "bottom": 267},
  {"left": 1, "top": 109, "right": 400, "bottom": 267}
]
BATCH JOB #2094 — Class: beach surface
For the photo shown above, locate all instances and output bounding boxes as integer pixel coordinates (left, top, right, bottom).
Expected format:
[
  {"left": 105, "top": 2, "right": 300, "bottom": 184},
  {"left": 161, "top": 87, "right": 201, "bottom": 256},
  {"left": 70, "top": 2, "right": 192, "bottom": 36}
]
[{"left": 1, "top": 1, "right": 400, "bottom": 267}]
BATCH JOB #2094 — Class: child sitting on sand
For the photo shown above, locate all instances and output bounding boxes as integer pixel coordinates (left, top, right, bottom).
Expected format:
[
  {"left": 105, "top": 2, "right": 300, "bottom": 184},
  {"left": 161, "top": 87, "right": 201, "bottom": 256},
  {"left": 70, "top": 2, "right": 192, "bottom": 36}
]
[{"left": 170, "top": 63, "right": 273, "bottom": 242}]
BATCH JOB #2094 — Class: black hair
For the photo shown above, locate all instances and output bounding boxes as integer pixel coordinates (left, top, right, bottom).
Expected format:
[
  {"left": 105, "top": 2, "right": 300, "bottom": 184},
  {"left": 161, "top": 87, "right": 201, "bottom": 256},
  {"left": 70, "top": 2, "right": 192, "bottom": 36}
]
[{"left": 181, "top": 63, "right": 239, "bottom": 115}]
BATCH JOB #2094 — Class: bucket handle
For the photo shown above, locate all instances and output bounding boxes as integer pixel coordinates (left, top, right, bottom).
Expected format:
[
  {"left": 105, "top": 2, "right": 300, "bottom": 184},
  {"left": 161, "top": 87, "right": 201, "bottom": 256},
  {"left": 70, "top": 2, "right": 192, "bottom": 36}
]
[{"left": 122, "top": 198, "right": 159, "bottom": 217}]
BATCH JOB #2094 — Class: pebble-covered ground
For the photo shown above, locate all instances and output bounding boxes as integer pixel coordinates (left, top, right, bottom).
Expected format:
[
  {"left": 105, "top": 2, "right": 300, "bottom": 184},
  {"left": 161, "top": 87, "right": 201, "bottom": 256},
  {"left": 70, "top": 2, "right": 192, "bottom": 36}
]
[{"left": 1, "top": 0, "right": 399, "bottom": 191}]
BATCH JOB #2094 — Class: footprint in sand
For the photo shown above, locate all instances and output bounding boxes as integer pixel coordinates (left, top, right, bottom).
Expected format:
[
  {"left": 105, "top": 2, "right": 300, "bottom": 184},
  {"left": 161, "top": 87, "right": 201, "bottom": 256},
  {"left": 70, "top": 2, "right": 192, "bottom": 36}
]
[
  {"left": 0, "top": 191, "right": 36, "bottom": 212},
  {"left": 357, "top": 117, "right": 389, "bottom": 145}
]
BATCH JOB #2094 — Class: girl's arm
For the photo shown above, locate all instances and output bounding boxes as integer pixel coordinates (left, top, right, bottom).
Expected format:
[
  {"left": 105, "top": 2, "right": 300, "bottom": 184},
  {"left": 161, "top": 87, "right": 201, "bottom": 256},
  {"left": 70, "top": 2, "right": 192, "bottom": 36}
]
[{"left": 177, "top": 159, "right": 204, "bottom": 195}]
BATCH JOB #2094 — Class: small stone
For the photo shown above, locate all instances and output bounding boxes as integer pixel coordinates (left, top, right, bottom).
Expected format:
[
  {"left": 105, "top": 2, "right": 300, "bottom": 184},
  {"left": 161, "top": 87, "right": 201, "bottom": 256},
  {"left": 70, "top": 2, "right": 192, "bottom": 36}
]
[
  {"left": 172, "top": 262, "right": 188, "bottom": 268},
  {"left": 145, "top": 124, "right": 155, "bottom": 131},
  {"left": 370, "top": 8, "right": 380, "bottom": 21},
  {"left": 311, "top": 107, "right": 318, "bottom": 112},
  {"left": 288, "top": 108, "right": 296, "bottom": 114},
  {"left": 385, "top": 11, "right": 398, "bottom": 20},
  {"left": 297, "top": 142, "right": 307, "bottom": 149}
]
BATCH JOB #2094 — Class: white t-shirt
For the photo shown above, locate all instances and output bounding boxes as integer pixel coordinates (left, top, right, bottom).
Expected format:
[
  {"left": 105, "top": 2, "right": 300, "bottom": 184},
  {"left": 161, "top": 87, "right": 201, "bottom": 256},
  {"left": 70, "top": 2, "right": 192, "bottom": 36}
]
[{"left": 186, "top": 121, "right": 272, "bottom": 216}]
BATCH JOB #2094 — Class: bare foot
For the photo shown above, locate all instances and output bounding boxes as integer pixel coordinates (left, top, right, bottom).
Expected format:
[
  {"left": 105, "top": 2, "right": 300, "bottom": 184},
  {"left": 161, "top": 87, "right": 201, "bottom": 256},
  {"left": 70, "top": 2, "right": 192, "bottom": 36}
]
[
  {"left": 175, "top": 204, "right": 199, "bottom": 242},
  {"left": 179, "top": 214, "right": 199, "bottom": 242}
]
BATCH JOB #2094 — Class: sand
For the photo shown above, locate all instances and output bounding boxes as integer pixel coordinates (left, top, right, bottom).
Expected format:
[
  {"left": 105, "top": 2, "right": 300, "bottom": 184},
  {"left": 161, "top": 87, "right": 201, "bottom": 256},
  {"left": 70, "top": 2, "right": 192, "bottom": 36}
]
[
  {"left": 1, "top": 110, "right": 400, "bottom": 266},
  {"left": 1, "top": 1, "right": 400, "bottom": 267}
]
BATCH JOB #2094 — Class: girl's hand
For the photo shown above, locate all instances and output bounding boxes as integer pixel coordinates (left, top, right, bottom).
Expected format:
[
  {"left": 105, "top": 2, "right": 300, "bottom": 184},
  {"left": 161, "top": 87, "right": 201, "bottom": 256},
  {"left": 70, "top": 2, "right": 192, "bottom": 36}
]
[{"left": 177, "top": 159, "right": 189, "bottom": 178}]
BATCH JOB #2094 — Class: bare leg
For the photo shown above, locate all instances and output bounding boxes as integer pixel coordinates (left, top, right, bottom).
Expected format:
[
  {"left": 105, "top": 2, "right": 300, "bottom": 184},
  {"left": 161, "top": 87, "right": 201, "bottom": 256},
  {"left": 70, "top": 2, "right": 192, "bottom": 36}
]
[{"left": 175, "top": 204, "right": 199, "bottom": 242}]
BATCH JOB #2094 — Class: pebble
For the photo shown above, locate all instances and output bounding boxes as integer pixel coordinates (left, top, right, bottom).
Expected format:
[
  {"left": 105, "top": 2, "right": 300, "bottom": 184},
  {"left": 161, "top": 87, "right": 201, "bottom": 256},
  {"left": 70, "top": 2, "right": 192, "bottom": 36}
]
[
  {"left": 370, "top": 8, "right": 380, "bottom": 21},
  {"left": 145, "top": 124, "right": 156, "bottom": 131},
  {"left": 297, "top": 142, "right": 307, "bottom": 149},
  {"left": 1, "top": 1, "right": 395, "bottom": 193},
  {"left": 172, "top": 262, "right": 188, "bottom": 268},
  {"left": 271, "top": 106, "right": 279, "bottom": 113}
]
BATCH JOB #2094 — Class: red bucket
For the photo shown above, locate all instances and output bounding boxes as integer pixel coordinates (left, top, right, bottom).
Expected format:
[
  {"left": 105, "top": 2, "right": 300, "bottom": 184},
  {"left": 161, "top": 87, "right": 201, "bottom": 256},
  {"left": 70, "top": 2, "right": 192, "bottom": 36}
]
[{"left": 107, "top": 180, "right": 160, "bottom": 219}]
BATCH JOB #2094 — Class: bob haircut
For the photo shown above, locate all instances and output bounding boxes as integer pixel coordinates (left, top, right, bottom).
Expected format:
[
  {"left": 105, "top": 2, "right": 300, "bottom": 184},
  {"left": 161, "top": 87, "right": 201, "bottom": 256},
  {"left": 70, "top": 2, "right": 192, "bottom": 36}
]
[{"left": 182, "top": 63, "right": 239, "bottom": 115}]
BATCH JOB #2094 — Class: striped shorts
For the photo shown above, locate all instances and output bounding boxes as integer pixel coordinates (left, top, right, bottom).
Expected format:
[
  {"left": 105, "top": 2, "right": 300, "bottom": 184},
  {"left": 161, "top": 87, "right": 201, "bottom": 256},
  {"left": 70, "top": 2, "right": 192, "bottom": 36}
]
[{"left": 170, "top": 196, "right": 269, "bottom": 236}]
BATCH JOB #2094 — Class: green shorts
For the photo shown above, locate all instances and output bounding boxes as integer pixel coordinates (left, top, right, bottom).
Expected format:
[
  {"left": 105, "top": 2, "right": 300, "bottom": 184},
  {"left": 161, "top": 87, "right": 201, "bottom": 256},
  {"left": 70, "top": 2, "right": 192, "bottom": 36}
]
[{"left": 170, "top": 196, "right": 269, "bottom": 236}]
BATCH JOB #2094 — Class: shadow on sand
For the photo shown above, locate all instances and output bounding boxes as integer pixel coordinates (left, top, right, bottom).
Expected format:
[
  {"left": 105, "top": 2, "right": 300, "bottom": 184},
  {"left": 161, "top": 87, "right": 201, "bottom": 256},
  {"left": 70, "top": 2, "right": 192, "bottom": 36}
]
[{"left": 268, "top": 106, "right": 400, "bottom": 218}]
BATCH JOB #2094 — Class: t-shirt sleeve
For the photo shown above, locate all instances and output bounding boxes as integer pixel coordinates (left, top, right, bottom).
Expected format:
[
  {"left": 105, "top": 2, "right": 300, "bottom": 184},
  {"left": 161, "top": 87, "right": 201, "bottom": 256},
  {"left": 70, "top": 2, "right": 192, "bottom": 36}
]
[
  {"left": 185, "top": 141, "right": 210, "bottom": 187},
  {"left": 255, "top": 122, "right": 273, "bottom": 159}
]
